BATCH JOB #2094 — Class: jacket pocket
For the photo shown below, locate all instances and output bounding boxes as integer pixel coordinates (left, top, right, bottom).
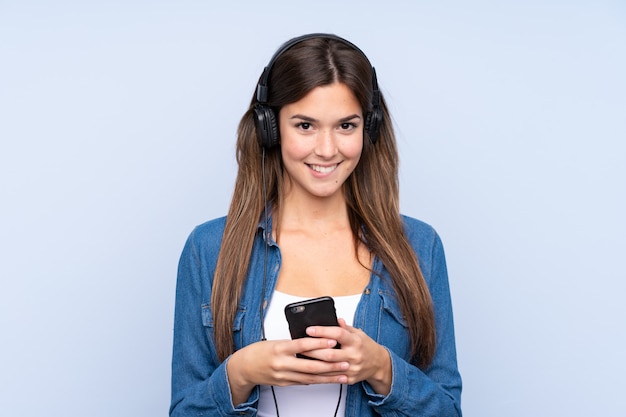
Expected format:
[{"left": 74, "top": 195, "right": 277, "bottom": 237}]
[
  {"left": 202, "top": 303, "right": 247, "bottom": 349},
  {"left": 377, "top": 291, "right": 411, "bottom": 359}
]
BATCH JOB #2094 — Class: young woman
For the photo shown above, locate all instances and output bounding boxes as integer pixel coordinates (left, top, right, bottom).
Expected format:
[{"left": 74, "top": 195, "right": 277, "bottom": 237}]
[{"left": 170, "top": 33, "right": 462, "bottom": 416}]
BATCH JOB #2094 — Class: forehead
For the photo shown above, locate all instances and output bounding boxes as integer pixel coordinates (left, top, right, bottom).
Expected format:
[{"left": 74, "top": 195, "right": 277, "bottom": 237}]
[{"left": 280, "top": 83, "right": 362, "bottom": 117}]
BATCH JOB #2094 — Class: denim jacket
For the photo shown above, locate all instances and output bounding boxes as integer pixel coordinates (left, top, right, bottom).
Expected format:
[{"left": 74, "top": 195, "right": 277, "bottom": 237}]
[{"left": 170, "top": 215, "right": 462, "bottom": 416}]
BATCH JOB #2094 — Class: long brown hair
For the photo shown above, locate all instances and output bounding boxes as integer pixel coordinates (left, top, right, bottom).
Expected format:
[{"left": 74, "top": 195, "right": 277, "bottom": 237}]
[{"left": 211, "top": 35, "right": 436, "bottom": 368}]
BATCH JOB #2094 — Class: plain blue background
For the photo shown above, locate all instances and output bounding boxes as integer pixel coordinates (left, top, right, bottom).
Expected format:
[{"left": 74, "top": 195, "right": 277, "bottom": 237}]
[{"left": 1, "top": 1, "right": 624, "bottom": 415}]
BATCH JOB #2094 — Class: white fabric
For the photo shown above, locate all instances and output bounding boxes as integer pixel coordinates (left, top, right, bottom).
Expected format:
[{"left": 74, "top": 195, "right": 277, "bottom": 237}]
[{"left": 257, "top": 290, "right": 362, "bottom": 417}]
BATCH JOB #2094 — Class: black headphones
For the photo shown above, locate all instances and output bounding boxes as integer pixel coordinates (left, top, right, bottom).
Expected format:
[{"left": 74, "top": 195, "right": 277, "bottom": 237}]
[{"left": 253, "top": 33, "right": 383, "bottom": 149}]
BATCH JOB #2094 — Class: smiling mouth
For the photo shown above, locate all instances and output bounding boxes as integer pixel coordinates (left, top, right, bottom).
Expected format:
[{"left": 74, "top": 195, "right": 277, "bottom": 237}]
[{"left": 308, "top": 164, "right": 338, "bottom": 174}]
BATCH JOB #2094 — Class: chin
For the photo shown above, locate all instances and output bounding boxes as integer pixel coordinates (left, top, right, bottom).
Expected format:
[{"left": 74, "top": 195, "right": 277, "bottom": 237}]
[{"left": 308, "top": 188, "right": 344, "bottom": 199}]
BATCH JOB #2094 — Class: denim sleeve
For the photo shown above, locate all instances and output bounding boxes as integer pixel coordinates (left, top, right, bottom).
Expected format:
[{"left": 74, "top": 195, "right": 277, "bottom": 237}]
[
  {"left": 169, "top": 229, "right": 259, "bottom": 416},
  {"left": 362, "top": 231, "right": 463, "bottom": 416}
]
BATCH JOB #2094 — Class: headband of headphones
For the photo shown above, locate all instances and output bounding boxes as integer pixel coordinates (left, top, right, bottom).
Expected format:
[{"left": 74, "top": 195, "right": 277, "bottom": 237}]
[{"left": 253, "top": 33, "right": 383, "bottom": 148}]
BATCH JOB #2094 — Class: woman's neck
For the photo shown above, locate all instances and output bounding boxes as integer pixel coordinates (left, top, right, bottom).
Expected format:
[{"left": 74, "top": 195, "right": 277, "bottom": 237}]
[{"left": 277, "top": 190, "right": 351, "bottom": 236}]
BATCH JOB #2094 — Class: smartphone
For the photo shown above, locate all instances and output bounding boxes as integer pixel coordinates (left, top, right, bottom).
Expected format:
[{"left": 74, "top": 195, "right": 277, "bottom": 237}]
[{"left": 284, "top": 296, "right": 341, "bottom": 358}]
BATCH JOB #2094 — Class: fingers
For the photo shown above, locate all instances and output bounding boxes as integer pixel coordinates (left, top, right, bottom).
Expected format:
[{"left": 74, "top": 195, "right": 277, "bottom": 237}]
[
  {"left": 269, "top": 341, "right": 349, "bottom": 386},
  {"left": 264, "top": 335, "right": 340, "bottom": 360},
  {"left": 289, "top": 335, "right": 339, "bottom": 355},
  {"left": 232, "top": 339, "right": 348, "bottom": 388},
  {"left": 303, "top": 321, "right": 389, "bottom": 388},
  {"left": 270, "top": 337, "right": 347, "bottom": 374},
  {"left": 271, "top": 369, "right": 348, "bottom": 386},
  {"left": 306, "top": 320, "right": 359, "bottom": 342}
]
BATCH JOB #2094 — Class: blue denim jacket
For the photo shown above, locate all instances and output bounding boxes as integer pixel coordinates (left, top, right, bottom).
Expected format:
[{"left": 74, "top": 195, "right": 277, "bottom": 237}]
[{"left": 170, "top": 215, "right": 462, "bottom": 416}]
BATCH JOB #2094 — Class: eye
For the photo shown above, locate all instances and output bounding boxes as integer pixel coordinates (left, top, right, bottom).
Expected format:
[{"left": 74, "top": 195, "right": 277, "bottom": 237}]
[
  {"left": 339, "top": 122, "right": 358, "bottom": 131},
  {"left": 296, "top": 122, "right": 312, "bottom": 131}
]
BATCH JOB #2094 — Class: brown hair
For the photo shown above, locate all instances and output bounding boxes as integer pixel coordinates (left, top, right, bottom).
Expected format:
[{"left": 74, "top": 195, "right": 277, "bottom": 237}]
[{"left": 211, "top": 36, "right": 436, "bottom": 368}]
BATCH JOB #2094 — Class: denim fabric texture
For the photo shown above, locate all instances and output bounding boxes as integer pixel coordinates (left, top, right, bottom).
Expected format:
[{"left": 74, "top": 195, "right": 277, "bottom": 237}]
[{"left": 170, "top": 215, "right": 462, "bottom": 416}]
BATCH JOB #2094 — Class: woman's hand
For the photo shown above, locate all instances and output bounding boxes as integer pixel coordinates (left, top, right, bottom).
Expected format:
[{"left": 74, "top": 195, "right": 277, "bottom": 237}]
[
  {"left": 306, "top": 318, "right": 392, "bottom": 395},
  {"left": 226, "top": 318, "right": 392, "bottom": 406},
  {"left": 226, "top": 337, "right": 350, "bottom": 406}
]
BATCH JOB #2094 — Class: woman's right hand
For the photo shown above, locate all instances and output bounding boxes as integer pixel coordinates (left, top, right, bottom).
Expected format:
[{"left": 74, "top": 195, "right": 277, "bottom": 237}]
[{"left": 226, "top": 337, "right": 349, "bottom": 406}]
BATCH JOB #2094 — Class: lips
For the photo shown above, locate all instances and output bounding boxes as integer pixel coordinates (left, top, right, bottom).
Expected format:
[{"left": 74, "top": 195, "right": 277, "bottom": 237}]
[{"left": 308, "top": 163, "right": 338, "bottom": 174}]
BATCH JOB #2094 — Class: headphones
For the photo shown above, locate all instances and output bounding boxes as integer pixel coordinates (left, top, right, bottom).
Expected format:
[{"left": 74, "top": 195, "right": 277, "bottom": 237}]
[{"left": 253, "top": 33, "right": 383, "bottom": 149}]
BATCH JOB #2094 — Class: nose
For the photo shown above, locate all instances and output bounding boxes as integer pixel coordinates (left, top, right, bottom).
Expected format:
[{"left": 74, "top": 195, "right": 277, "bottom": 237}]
[{"left": 314, "top": 129, "right": 337, "bottom": 158}]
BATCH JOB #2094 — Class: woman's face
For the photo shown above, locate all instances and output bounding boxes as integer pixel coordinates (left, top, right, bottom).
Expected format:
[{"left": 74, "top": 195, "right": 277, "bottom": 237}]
[{"left": 278, "top": 82, "right": 364, "bottom": 202}]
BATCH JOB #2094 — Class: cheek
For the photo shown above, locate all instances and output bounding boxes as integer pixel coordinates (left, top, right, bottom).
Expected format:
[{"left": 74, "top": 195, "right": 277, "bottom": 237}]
[
  {"left": 343, "top": 137, "right": 364, "bottom": 160},
  {"left": 340, "top": 141, "right": 363, "bottom": 177},
  {"left": 281, "top": 138, "right": 308, "bottom": 162}
]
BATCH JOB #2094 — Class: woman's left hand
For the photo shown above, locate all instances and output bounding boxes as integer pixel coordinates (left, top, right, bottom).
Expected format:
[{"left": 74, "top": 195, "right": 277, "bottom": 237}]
[{"left": 304, "top": 318, "right": 392, "bottom": 395}]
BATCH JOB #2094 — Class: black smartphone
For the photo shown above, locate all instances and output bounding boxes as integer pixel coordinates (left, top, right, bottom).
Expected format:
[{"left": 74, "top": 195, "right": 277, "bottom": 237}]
[{"left": 284, "top": 296, "right": 341, "bottom": 358}]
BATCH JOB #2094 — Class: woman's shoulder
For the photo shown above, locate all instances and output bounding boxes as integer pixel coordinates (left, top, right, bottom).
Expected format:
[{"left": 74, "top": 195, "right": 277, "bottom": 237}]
[
  {"left": 400, "top": 215, "right": 448, "bottom": 286},
  {"left": 400, "top": 214, "right": 439, "bottom": 241},
  {"left": 400, "top": 214, "right": 446, "bottom": 257},
  {"left": 185, "top": 216, "right": 228, "bottom": 251},
  {"left": 193, "top": 216, "right": 228, "bottom": 234}
]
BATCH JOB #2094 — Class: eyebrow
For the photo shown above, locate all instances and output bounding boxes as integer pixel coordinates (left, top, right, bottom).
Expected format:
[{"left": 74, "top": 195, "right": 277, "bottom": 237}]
[{"left": 289, "top": 114, "right": 362, "bottom": 123}]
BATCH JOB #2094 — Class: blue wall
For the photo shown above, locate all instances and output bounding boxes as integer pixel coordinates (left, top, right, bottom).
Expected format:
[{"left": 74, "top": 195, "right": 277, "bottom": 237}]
[{"left": 1, "top": 1, "right": 624, "bottom": 415}]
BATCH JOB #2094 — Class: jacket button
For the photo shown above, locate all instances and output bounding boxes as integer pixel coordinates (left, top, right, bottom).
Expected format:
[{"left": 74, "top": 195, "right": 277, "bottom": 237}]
[{"left": 364, "top": 288, "right": 371, "bottom": 295}]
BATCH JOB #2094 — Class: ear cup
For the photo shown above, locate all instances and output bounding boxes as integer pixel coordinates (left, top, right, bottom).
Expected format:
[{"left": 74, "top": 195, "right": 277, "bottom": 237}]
[
  {"left": 364, "top": 106, "right": 383, "bottom": 144},
  {"left": 253, "top": 104, "right": 280, "bottom": 148}
]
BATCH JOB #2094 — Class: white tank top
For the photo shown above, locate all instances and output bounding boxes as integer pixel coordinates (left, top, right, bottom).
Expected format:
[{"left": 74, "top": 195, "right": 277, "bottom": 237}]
[{"left": 257, "top": 290, "right": 362, "bottom": 417}]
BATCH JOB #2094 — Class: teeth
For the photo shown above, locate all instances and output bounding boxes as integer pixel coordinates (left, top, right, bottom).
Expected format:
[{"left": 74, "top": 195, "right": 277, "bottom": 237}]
[{"left": 310, "top": 164, "right": 337, "bottom": 173}]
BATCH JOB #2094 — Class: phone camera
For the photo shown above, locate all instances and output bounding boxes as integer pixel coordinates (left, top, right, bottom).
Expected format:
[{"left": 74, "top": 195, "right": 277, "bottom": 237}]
[{"left": 291, "top": 306, "right": 306, "bottom": 314}]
